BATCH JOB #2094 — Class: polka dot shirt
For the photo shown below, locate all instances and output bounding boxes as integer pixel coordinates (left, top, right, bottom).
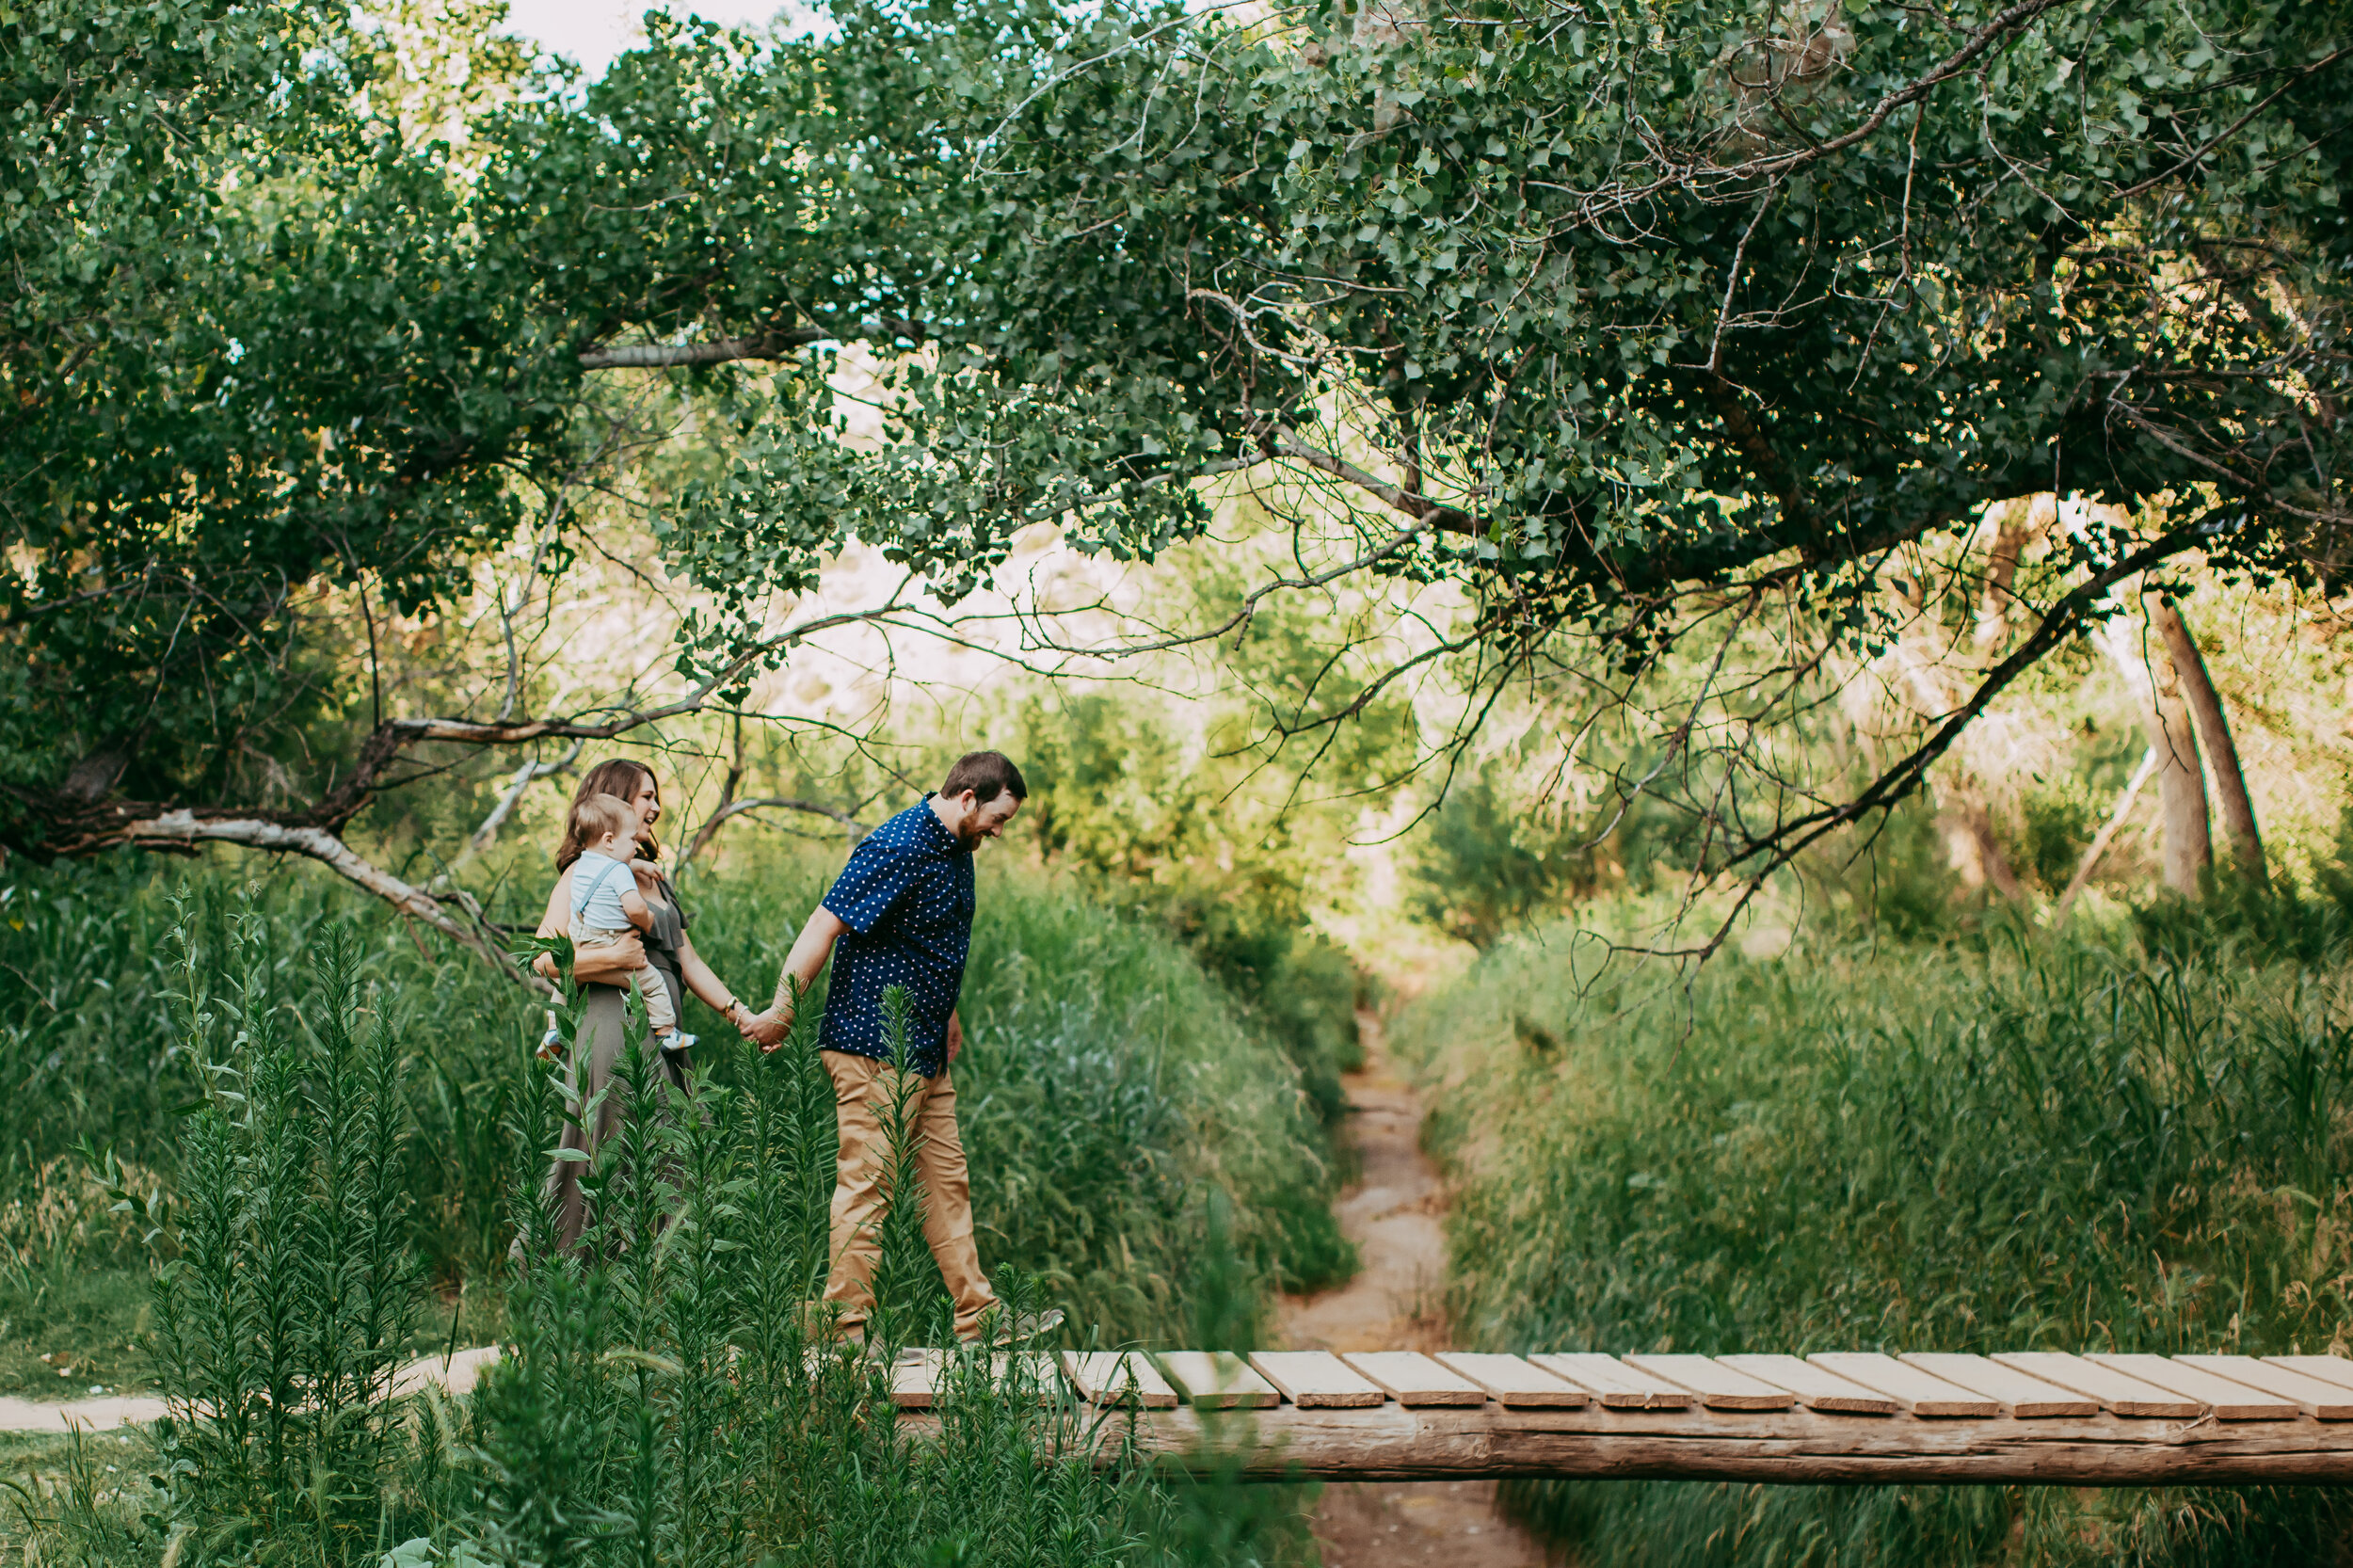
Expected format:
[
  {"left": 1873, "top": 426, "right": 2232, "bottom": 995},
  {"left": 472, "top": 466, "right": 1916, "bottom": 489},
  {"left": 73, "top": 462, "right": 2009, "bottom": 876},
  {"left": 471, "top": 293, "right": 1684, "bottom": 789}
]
[{"left": 818, "top": 796, "right": 976, "bottom": 1077}]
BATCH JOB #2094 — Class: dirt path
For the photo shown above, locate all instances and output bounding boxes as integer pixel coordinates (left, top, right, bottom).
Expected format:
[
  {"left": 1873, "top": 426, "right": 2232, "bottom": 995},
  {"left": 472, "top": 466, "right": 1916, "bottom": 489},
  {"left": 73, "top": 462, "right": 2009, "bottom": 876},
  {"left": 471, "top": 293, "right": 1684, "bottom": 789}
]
[
  {"left": 0, "top": 1347, "right": 502, "bottom": 1432},
  {"left": 1279, "top": 1016, "right": 1555, "bottom": 1568}
]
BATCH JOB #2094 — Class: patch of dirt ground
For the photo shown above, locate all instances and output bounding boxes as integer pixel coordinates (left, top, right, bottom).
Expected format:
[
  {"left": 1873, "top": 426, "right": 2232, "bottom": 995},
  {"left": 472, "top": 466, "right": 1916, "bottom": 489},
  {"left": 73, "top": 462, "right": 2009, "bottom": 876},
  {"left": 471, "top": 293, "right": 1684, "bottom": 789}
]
[{"left": 1278, "top": 1016, "right": 1558, "bottom": 1568}]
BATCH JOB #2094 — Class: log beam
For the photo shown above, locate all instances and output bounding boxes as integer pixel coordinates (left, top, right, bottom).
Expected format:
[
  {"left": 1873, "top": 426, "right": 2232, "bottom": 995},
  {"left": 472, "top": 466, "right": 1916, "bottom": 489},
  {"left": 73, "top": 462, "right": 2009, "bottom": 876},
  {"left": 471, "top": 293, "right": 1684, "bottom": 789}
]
[{"left": 904, "top": 1402, "right": 2353, "bottom": 1485}]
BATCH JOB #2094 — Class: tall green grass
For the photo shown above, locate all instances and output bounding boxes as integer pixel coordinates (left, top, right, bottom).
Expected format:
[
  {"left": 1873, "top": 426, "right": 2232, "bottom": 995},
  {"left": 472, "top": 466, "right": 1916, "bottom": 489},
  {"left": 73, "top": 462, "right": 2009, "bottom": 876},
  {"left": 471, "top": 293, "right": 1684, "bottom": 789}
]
[
  {"left": 1393, "top": 920, "right": 2353, "bottom": 1566},
  {"left": 658, "top": 848, "right": 1355, "bottom": 1336},
  {"left": 84, "top": 903, "right": 1277, "bottom": 1567},
  {"left": 0, "top": 846, "right": 1349, "bottom": 1345}
]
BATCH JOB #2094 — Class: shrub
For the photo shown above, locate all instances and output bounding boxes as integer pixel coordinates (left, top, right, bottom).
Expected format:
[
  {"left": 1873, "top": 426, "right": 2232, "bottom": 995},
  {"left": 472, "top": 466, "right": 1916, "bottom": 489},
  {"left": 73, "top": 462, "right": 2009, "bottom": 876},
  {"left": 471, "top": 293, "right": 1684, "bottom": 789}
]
[
  {"left": 150, "top": 905, "right": 432, "bottom": 1562},
  {"left": 0, "top": 849, "right": 1353, "bottom": 1335},
  {"left": 1394, "top": 922, "right": 2353, "bottom": 1566},
  {"left": 117, "top": 911, "right": 1288, "bottom": 1568}
]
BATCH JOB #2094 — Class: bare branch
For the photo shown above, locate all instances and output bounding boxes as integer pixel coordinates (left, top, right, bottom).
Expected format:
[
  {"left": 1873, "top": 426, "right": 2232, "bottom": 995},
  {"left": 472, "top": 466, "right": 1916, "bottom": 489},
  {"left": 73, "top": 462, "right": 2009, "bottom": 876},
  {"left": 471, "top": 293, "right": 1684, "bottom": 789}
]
[
  {"left": 111, "top": 810, "right": 552, "bottom": 992},
  {"left": 576, "top": 319, "right": 925, "bottom": 371},
  {"left": 680, "top": 796, "right": 869, "bottom": 867},
  {"left": 466, "top": 739, "right": 584, "bottom": 854},
  {"left": 322, "top": 595, "right": 915, "bottom": 820}
]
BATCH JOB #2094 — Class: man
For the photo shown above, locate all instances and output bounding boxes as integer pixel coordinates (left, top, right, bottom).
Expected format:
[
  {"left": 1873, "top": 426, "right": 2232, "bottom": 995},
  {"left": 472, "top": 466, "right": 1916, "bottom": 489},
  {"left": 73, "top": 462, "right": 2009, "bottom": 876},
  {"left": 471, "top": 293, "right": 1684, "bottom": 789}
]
[{"left": 748, "top": 750, "right": 1062, "bottom": 1346}]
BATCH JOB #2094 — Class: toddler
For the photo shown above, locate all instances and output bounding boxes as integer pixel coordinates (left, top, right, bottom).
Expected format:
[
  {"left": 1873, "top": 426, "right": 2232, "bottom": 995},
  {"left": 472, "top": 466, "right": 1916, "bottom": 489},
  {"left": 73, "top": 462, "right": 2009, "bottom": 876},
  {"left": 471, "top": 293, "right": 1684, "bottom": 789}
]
[{"left": 554, "top": 794, "right": 696, "bottom": 1056}]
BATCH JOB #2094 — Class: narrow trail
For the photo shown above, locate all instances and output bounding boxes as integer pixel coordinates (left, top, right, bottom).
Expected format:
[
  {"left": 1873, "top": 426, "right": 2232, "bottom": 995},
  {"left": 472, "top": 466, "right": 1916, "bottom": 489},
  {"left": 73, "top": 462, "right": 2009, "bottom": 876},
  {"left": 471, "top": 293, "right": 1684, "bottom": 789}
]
[
  {"left": 1279, "top": 1015, "right": 1555, "bottom": 1568},
  {"left": 0, "top": 1347, "right": 502, "bottom": 1433}
]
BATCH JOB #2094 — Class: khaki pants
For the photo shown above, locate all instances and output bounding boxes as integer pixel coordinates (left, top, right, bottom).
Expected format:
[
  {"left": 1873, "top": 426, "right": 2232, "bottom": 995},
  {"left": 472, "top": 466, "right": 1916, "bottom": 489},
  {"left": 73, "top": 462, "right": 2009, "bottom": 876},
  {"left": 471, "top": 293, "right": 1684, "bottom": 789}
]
[{"left": 821, "top": 1049, "right": 999, "bottom": 1341}]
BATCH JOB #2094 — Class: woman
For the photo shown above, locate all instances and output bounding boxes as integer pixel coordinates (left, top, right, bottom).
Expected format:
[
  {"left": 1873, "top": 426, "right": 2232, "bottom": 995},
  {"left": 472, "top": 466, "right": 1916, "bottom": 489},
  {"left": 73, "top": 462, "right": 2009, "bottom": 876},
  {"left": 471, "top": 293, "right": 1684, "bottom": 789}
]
[{"left": 533, "top": 759, "right": 761, "bottom": 1249}]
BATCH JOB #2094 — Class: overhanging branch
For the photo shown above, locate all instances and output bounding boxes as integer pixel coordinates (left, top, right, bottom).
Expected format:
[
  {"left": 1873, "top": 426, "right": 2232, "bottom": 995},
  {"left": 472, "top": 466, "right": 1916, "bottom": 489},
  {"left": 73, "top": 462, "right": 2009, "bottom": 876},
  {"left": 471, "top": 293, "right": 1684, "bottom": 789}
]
[
  {"left": 111, "top": 810, "right": 552, "bottom": 993},
  {"left": 577, "top": 318, "right": 926, "bottom": 371},
  {"left": 320, "top": 596, "right": 913, "bottom": 822},
  {"left": 1642, "top": 517, "right": 2232, "bottom": 966},
  {"left": 680, "top": 796, "right": 869, "bottom": 868}
]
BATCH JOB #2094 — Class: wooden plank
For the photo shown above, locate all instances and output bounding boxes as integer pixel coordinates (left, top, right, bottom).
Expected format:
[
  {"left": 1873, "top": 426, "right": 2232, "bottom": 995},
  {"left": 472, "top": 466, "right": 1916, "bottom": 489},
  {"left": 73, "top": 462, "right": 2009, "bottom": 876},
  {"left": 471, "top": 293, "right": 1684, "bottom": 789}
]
[
  {"left": 1718, "top": 1354, "right": 1900, "bottom": 1415},
  {"left": 891, "top": 1350, "right": 947, "bottom": 1410},
  {"left": 2176, "top": 1356, "right": 2353, "bottom": 1419},
  {"left": 1807, "top": 1353, "right": 2000, "bottom": 1417},
  {"left": 1990, "top": 1352, "right": 2201, "bottom": 1418},
  {"left": 893, "top": 1349, "right": 1059, "bottom": 1410},
  {"left": 1899, "top": 1353, "right": 2098, "bottom": 1418},
  {"left": 1433, "top": 1352, "right": 1588, "bottom": 1409},
  {"left": 1623, "top": 1354, "right": 1796, "bottom": 1410},
  {"left": 1060, "top": 1351, "right": 1177, "bottom": 1410},
  {"left": 1529, "top": 1353, "right": 1693, "bottom": 1409},
  {"left": 2265, "top": 1356, "right": 2353, "bottom": 1394},
  {"left": 1153, "top": 1351, "right": 1280, "bottom": 1410},
  {"left": 1248, "top": 1352, "right": 1386, "bottom": 1408},
  {"left": 2086, "top": 1354, "right": 2299, "bottom": 1421},
  {"left": 1342, "top": 1352, "right": 1487, "bottom": 1407}
]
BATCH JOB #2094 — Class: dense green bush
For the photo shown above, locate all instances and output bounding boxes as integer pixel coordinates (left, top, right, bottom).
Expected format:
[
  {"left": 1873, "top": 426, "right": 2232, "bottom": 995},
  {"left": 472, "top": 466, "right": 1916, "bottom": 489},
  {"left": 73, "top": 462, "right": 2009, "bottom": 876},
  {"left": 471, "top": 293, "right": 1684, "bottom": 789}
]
[
  {"left": 1012, "top": 691, "right": 1367, "bottom": 1126},
  {"left": 1394, "top": 920, "right": 2353, "bottom": 1566}
]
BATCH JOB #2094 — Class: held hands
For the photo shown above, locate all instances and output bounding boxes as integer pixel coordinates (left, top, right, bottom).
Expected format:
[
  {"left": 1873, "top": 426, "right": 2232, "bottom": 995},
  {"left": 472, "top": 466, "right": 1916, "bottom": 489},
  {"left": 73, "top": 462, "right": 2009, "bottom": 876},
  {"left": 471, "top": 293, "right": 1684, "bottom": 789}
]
[{"left": 741, "top": 1007, "right": 791, "bottom": 1051}]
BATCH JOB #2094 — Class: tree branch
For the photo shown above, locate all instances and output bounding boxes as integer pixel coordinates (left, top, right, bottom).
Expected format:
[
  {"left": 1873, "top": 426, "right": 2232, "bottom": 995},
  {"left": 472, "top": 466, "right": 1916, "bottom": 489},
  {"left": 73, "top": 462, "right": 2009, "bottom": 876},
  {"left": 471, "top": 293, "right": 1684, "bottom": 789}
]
[
  {"left": 465, "top": 739, "right": 584, "bottom": 855},
  {"left": 1729, "top": 519, "right": 2223, "bottom": 872},
  {"left": 316, "top": 597, "right": 912, "bottom": 823},
  {"left": 576, "top": 319, "right": 925, "bottom": 370},
  {"left": 105, "top": 810, "right": 552, "bottom": 993},
  {"left": 680, "top": 797, "right": 869, "bottom": 868}
]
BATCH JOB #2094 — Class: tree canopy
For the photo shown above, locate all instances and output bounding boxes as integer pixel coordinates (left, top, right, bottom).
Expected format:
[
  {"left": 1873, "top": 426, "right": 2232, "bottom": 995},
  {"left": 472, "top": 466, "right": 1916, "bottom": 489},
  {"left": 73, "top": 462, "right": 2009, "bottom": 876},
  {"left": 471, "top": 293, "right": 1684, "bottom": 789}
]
[{"left": 3, "top": 0, "right": 2345, "bottom": 945}]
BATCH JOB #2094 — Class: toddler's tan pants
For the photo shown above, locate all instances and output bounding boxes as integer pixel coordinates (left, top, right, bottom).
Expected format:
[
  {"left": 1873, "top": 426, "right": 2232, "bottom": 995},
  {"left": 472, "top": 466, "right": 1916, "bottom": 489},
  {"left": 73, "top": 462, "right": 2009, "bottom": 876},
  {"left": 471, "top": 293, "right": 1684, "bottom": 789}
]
[{"left": 573, "top": 928, "right": 677, "bottom": 1033}]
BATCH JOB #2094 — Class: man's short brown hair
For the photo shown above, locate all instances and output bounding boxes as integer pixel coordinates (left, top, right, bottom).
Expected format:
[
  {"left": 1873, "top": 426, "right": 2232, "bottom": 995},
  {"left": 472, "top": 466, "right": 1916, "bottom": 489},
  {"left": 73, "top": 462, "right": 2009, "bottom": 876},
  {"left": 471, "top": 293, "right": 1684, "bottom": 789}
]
[{"left": 940, "top": 749, "right": 1028, "bottom": 804}]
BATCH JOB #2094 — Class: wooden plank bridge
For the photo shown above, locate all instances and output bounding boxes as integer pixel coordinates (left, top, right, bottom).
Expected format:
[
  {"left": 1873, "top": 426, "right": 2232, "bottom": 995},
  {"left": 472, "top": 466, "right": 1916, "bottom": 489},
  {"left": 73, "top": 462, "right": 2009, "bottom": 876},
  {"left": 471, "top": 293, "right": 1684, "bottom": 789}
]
[{"left": 890, "top": 1347, "right": 2353, "bottom": 1484}]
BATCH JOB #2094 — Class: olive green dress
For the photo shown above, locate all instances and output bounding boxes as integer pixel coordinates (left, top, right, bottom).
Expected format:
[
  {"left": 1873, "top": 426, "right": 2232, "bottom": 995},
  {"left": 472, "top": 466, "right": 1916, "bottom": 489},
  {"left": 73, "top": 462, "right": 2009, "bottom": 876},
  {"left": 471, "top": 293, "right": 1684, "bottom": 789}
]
[{"left": 547, "top": 870, "right": 694, "bottom": 1250}]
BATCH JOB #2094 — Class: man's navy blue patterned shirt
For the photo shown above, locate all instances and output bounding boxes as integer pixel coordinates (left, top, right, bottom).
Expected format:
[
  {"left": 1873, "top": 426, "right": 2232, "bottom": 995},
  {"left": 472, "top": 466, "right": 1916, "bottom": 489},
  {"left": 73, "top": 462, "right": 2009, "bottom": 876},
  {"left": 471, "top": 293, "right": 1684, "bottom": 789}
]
[{"left": 818, "top": 797, "right": 974, "bottom": 1076}]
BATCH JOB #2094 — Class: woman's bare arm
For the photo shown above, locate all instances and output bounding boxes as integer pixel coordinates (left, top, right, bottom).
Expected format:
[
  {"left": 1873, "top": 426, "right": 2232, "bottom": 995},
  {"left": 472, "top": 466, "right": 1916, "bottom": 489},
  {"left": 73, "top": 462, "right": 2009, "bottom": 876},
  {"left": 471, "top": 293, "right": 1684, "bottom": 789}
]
[{"left": 670, "top": 934, "right": 750, "bottom": 1026}]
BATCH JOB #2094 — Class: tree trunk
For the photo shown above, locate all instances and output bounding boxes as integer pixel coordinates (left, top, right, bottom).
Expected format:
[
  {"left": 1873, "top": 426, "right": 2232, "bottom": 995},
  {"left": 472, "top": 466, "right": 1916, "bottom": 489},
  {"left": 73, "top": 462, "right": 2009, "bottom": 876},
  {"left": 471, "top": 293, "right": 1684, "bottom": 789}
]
[
  {"left": 2148, "top": 651, "right": 2212, "bottom": 896},
  {"left": 2085, "top": 614, "right": 2207, "bottom": 898},
  {"left": 2149, "top": 596, "right": 2265, "bottom": 879},
  {"left": 2053, "top": 745, "right": 2159, "bottom": 921},
  {"left": 2065, "top": 509, "right": 2210, "bottom": 899}
]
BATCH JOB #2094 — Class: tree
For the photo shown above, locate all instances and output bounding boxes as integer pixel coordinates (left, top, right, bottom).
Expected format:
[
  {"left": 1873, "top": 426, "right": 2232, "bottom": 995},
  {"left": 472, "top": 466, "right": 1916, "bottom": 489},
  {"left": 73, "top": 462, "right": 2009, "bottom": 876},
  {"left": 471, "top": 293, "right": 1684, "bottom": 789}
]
[
  {"left": 0, "top": 2, "right": 959, "bottom": 961},
  {"left": 7, "top": 0, "right": 2347, "bottom": 961},
  {"left": 648, "top": 0, "right": 2350, "bottom": 938}
]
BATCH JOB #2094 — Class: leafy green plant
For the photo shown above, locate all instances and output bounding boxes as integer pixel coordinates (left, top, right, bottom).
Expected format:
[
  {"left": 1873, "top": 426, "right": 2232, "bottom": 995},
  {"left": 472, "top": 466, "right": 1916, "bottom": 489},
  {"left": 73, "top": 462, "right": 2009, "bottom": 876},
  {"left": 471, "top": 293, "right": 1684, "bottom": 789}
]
[
  {"left": 0, "top": 845, "right": 1352, "bottom": 1347},
  {"left": 149, "top": 901, "right": 424, "bottom": 1563},
  {"left": 470, "top": 985, "right": 1193, "bottom": 1567}
]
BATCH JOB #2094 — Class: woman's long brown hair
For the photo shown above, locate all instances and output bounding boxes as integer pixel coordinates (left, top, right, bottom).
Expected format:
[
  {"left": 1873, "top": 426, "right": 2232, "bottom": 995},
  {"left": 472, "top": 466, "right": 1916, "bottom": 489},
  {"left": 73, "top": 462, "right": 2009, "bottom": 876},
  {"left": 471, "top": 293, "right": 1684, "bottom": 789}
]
[{"left": 555, "top": 760, "right": 662, "bottom": 871}]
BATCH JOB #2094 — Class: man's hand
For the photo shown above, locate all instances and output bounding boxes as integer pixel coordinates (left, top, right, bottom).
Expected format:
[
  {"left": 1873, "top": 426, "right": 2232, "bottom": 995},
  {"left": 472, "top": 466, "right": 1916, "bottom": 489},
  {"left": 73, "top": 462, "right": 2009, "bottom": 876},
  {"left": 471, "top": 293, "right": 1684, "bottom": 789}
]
[
  {"left": 744, "top": 1008, "right": 792, "bottom": 1051},
  {"left": 945, "top": 1010, "right": 964, "bottom": 1067}
]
